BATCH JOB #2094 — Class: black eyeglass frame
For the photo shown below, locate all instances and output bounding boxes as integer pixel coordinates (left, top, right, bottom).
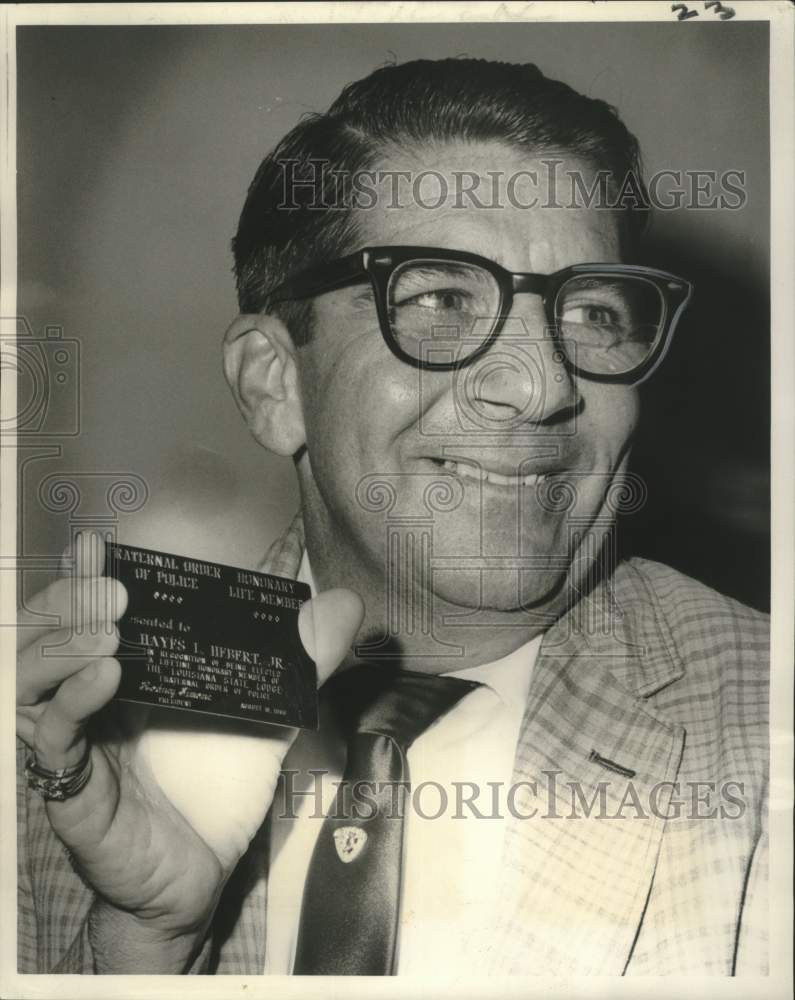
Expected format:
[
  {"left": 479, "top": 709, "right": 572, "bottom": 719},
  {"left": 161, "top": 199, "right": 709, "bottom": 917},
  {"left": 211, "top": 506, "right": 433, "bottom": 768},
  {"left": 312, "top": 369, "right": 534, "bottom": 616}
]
[{"left": 267, "top": 245, "right": 694, "bottom": 384}]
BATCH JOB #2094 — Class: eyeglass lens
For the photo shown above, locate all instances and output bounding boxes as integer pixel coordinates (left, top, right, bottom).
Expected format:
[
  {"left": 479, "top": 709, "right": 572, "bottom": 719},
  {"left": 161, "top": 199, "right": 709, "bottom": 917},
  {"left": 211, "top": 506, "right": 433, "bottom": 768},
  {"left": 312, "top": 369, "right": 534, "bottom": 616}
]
[{"left": 386, "top": 259, "right": 665, "bottom": 375}]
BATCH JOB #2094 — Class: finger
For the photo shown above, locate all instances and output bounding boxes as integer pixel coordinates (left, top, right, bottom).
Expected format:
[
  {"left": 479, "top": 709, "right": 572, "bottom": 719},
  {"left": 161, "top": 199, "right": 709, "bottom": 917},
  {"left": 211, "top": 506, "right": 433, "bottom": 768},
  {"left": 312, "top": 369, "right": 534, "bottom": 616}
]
[
  {"left": 17, "top": 703, "right": 44, "bottom": 747},
  {"left": 17, "top": 576, "right": 128, "bottom": 650},
  {"left": 32, "top": 657, "right": 121, "bottom": 770},
  {"left": 17, "top": 625, "right": 121, "bottom": 706},
  {"left": 298, "top": 588, "right": 364, "bottom": 686}
]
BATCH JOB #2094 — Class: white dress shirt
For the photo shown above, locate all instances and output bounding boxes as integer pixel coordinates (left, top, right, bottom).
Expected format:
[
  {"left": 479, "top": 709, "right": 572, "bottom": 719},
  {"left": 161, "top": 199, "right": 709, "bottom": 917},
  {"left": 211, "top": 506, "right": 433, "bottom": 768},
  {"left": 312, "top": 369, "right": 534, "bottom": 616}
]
[{"left": 264, "top": 553, "right": 540, "bottom": 976}]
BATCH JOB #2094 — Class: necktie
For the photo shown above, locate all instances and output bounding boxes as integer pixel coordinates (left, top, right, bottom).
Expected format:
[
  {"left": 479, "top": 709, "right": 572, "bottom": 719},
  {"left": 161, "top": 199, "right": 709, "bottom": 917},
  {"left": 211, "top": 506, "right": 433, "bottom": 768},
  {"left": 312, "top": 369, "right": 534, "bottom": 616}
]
[{"left": 292, "top": 665, "right": 479, "bottom": 976}]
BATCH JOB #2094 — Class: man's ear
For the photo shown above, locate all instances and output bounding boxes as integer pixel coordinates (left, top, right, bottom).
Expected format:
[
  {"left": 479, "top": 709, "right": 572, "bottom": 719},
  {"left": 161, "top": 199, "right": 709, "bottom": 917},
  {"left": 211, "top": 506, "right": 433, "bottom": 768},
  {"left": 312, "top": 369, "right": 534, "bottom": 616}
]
[{"left": 222, "top": 314, "right": 305, "bottom": 456}]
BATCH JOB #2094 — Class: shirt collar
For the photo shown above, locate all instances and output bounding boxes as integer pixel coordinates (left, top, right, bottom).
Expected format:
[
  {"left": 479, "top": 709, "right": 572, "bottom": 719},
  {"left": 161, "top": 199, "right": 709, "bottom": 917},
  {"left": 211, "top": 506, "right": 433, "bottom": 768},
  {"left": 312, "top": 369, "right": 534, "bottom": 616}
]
[{"left": 443, "top": 637, "right": 540, "bottom": 711}]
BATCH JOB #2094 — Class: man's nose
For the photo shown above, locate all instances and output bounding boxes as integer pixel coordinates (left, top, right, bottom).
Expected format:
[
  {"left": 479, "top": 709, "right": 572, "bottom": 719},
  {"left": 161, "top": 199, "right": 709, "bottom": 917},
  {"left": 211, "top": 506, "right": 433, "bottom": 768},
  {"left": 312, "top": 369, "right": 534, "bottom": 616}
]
[{"left": 458, "top": 305, "right": 580, "bottom": 429}]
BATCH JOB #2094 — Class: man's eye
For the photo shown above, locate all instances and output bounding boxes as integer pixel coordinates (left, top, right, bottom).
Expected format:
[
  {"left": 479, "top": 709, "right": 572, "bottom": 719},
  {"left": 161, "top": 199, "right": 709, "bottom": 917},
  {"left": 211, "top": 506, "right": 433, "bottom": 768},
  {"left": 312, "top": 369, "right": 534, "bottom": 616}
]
[
  {"left": 400, "top": 289, "right": 468, "bottom": 311},
  {"left": 559, "top": 303, "right": 621, "bottom": 328}
]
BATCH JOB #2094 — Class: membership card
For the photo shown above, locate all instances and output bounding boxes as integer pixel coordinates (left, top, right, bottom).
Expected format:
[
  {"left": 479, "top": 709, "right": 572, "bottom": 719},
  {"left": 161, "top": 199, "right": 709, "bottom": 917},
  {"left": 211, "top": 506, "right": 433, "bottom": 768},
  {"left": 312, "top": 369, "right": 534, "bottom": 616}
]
[{"left": 104, "top": 542, "right": 317, "bottom": 729}]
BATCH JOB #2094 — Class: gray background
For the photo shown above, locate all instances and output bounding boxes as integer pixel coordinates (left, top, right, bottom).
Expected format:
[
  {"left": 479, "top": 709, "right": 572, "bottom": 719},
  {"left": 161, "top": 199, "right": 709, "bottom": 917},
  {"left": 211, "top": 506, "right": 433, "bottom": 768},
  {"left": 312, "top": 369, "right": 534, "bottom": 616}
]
[{"left": 16, "top": 21, "right": 770, "bottom": 609}]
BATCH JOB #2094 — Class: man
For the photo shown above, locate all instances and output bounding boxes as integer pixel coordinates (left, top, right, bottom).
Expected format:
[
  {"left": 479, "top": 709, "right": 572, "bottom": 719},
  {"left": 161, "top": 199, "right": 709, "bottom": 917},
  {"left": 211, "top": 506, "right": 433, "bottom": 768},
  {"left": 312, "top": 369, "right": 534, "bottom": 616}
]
[{"left": 17, "top": 58, "right": 768, "bottom": 977}]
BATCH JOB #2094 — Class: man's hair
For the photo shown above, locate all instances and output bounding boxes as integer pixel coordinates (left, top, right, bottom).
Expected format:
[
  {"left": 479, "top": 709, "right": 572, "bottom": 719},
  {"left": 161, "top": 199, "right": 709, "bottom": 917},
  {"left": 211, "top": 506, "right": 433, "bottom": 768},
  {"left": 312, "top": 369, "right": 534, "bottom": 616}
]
[{"left": 232, "top": 57, "right": 649, "bottom": 344}]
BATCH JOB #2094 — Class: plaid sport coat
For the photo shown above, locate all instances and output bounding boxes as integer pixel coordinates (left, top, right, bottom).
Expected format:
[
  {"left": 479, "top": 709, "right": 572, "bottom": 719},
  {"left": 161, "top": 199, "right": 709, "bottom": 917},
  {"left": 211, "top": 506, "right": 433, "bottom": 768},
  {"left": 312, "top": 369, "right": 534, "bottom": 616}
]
[{"left": 17, "top": 512, "right": 769, "bottom": 976}]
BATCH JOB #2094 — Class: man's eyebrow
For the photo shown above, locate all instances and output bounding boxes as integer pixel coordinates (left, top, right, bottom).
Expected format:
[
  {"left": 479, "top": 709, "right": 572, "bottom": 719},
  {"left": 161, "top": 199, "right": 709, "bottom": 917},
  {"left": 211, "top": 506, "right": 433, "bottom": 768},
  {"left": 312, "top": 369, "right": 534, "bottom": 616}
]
[
  {"left": 402, "top": 262, "right": 484, "bottom": 279},
  {"left": 568, "top": 278, "right": 630, "bottom": 293}
]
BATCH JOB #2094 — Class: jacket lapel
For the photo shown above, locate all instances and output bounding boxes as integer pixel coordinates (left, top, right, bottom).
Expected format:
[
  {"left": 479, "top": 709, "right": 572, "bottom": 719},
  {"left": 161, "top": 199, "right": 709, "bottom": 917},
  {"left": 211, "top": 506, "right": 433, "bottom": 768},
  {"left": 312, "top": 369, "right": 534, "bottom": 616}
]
[{"left": 483, "top": 566, "right": 686, "bottom": 976}]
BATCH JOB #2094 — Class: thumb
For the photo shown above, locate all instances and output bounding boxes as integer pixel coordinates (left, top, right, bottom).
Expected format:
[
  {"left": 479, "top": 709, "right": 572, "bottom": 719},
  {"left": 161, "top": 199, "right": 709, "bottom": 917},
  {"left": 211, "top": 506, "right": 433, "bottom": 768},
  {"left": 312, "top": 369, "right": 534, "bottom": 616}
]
[
  {"left": 58, "top": 530, "right": 107, "bottom": 580},
  {"left": 298, "top": 588, "right": 364, "bottom": 685}
]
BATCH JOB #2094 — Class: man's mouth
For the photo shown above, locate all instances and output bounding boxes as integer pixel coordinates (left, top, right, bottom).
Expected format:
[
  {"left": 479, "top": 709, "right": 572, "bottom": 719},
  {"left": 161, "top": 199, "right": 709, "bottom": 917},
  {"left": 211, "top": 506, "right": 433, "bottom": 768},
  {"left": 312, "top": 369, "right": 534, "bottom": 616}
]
[{"left": 434, "top": 457, "right": 549, "bottom": 488}]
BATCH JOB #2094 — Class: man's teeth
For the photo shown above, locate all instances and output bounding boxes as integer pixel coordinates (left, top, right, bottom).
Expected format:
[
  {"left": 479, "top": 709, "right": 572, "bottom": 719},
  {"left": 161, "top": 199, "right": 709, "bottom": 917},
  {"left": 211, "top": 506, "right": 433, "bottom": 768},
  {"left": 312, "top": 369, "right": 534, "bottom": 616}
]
[{"left": 440, "top": 459, "right": 546, "bottom": 487}]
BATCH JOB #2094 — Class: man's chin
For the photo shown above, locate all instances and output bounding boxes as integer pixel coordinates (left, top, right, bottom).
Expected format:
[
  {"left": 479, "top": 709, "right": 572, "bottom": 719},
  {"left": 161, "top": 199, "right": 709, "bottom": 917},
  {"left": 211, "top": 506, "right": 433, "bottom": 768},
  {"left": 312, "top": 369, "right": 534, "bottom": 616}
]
[{"left": 430, "top": 566, "right": 570, "bottom": 618}]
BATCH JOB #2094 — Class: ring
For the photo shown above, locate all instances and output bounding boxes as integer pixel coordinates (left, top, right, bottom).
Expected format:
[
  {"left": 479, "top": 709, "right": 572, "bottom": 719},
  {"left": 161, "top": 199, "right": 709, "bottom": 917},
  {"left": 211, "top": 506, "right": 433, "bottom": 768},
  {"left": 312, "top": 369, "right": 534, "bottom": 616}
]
[{"left": 25, "top": 745, "right": 93, "bottom": 801}]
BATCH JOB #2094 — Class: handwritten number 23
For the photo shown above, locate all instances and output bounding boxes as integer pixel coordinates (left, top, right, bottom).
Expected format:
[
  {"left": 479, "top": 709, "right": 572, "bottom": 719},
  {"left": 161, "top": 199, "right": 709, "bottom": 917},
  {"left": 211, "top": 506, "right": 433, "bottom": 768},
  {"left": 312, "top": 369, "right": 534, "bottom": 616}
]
[{"left": 672, "top": 2, "right": 736, "bottom": 20}]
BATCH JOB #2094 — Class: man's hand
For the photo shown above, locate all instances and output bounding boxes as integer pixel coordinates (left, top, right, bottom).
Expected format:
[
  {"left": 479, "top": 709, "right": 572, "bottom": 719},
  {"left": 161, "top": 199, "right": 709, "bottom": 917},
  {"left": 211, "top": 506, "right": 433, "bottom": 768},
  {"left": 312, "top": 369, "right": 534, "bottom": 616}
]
[{"left": 16, "top": 531, "right": 363, "bottom": 971}]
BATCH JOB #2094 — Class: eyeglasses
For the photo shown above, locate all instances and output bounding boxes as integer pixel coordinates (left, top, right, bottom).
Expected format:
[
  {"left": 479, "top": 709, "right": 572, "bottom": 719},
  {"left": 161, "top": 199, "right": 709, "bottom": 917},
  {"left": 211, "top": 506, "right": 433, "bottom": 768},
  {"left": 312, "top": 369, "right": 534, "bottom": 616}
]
[{"left": 267, "top": 245, "right": 693, "bottom": 383}]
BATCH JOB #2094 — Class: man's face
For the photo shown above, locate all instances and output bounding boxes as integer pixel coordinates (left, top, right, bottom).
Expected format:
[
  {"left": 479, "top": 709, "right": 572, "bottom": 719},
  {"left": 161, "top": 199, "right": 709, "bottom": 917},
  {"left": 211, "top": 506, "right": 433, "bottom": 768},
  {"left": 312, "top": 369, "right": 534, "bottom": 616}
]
[{"left": 293, "top": 142, "right": 639, "bottom": 620}]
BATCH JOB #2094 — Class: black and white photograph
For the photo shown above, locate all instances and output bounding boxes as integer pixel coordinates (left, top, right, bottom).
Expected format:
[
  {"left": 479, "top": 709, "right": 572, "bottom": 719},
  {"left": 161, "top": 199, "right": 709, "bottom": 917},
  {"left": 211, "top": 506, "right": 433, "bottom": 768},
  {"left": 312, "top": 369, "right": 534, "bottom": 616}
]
[{"left": 2, "top": 3, "right": 792, "bottom": 997}]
